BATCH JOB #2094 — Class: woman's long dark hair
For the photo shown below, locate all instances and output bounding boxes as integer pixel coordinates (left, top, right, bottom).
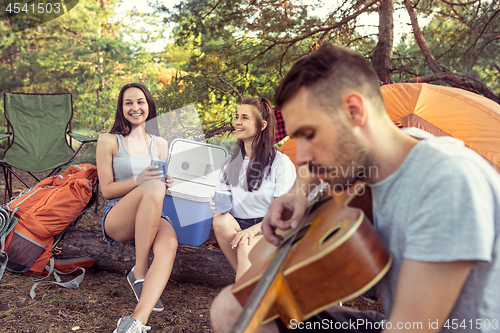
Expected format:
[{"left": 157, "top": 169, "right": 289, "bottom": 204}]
[
  {"left": 221, "top": 97, "right": 276, "bottom": 192},
  {"left": 110, "top": 83, "right": 159, "bottom": 136}
]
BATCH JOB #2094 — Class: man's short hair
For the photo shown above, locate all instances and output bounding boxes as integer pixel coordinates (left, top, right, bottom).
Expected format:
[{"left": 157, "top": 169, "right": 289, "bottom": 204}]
[{"left": 274, "top": 43, "right": 384, "bottom": 114}]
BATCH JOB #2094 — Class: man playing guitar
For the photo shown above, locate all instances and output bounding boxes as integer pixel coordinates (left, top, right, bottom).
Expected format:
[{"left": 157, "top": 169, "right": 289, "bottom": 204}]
[{"left": 210, "top": 43, "right": 500, "bottom": 333}]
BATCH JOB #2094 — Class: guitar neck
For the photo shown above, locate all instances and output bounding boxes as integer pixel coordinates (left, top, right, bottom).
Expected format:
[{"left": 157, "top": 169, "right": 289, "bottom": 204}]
[{"left": 232, "top": 182, "right": 331, "bottom": 333}]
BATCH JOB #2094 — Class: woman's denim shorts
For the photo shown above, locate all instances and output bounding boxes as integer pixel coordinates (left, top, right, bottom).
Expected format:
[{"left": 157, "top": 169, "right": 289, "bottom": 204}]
[
  {"left": 234, "top": 217, "right": 263, "bottom": 230},
  {"left": 101, "top": 198, "right": 171, "bottom": 245}
]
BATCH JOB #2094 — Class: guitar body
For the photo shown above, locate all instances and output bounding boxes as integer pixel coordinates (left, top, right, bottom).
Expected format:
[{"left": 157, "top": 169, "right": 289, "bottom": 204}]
[{"left": 231, "top": 182, "right": 392, "bottom": 329}]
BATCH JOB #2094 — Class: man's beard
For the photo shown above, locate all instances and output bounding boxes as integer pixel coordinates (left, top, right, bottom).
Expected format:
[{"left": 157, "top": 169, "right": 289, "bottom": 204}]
[{"left": 308, "top": 124, "right": 372, "bottom": 189}]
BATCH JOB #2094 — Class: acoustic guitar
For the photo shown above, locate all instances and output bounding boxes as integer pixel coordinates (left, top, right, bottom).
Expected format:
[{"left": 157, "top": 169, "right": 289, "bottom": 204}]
[{"left": 230, "top": 181, "right": 392, "bottom": 332}]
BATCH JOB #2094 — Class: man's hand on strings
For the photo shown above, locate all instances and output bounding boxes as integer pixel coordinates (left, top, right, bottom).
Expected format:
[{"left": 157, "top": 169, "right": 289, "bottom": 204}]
[{"left": 262, "top": 191, "right": 307, "bottom": 246}]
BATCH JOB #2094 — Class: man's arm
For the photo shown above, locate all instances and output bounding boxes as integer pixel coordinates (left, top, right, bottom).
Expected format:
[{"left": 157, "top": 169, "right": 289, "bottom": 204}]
[
  {"left": 383, "top": 259, "right": 473, "bottom": 333},
  {"left": 262, "top": 164, "right": 321, "bottom": 246}
]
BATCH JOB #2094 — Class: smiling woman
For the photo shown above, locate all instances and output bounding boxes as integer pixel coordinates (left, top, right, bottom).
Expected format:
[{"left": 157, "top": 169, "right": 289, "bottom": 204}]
[
  {"left": 109, "top": 83, "right": 159, "bottom": 137},
  {"left": 210, "top": 97, "right": 297, "bottom": 282},
  {"left": 95, "top": 82, "right": 177, "bottom": 333},
  {"left": 122, "top": 88, "right": 149, "bottom": 125}
]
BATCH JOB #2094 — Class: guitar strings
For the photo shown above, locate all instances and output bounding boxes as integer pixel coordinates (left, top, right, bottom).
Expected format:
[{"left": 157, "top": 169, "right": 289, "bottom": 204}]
[{"left": 233, "top": 183, "right": 330, "bottom": 330}]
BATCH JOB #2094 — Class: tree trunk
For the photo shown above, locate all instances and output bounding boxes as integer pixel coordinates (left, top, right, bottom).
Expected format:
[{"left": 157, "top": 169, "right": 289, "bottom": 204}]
[
  {"left": 373, "top": 0, "right": 394, "bottom": 82},
  {"left": 404, "top": 0, "right": 444, "bottom": 74},
  {"left": 60, "top": 227, "right": 236, "bottom": 288}
]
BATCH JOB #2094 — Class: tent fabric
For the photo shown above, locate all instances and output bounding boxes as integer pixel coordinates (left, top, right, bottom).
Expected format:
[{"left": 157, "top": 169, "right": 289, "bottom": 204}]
[
  {"left": 278, "top": 138, "right": 297, "bottom": 170},
  {"left": 381, "top": 83, "right": 500, "bottom": 173},
  {"left": 274, "top": 83, "right": 500, "bottom": 175}
]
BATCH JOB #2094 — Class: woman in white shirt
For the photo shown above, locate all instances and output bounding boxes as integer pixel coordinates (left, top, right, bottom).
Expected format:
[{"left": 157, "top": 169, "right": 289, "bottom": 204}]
[{"left": 212, "top": 97, "right": 296, "bottom": 281}]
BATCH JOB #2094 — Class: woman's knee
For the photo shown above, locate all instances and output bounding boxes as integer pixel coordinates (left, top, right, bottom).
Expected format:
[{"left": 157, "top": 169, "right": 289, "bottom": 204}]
[
  {"left": 140, "top": 182, "right": 166, "bottom": 204},
  {"left": 166, "top": 232, "right": 178, "bottom": 251},
  {"left": 212, "top": 213, "right": 234, "bottom": 234},
  {"left": 153, "top": 221, "right": 178, "bottom": 254},
  {"left": 163, "top": 235, "right": 178, "bottom": 253},
  {"left": 153, "top": 235, "right": 177, "bottom": 257}
]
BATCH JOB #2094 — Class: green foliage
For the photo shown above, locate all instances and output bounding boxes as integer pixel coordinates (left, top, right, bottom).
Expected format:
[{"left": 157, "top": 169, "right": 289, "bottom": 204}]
[
  {"left": 153, "top": 0, "right": 377, "bottom": 139},
  {"left": 393, "top": 0, "right": 499, "bottom": 92},
  {"left": 0, "top": 0, "right": 162, "bottom": 134},
  {"left": 166, "top": 0, "right": 364, "bottom": 95},
  {"left": 1, "top": 0, "right": 498, "bottom": 144}
]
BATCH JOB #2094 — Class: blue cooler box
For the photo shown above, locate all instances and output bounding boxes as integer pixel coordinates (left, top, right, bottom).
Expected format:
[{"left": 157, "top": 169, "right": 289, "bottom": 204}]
[{"left": 162, "top": 139, "right": 228, "bottom": 246}]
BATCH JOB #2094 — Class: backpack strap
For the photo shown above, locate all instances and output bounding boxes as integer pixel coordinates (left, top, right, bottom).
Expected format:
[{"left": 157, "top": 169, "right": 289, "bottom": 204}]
[
  {"left": 29, "top": 257, "right": 86, "bottom": 299},
  {"left": 0, "top": 206, "right": 19, "bottom": 281}
]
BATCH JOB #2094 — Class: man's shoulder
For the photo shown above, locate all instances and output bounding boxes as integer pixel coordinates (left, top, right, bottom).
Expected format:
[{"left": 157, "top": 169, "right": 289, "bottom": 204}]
[
  {"left": 408, "top": 141, "right": 500, "bottom": 204},
  {"left": 411, "top": 134, "right": 489, "bottom": 172},
  {"left": 402, "top": 128, "right": 488, "bottom": 168},
  {"left": 392, "top": 132, "right": 500, "bottom": 197}
]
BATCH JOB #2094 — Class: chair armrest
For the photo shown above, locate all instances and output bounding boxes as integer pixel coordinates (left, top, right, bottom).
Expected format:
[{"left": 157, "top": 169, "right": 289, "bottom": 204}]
[
  {"left": 68, "top": 132, "right": 97, "bottom": 143},
  {"left": 0, "top": 133, "right": 12, "bottom": 141}
]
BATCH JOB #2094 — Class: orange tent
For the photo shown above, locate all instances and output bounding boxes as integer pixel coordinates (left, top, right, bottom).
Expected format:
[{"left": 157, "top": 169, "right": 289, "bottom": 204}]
[
  {"left": 381, "top": 83, "right": 500, "bottom": 173},
  {"left": 277, "top": 83, "right": 500, "bottom": 174},
  {"left": 278, "top": 138, "right": 297, "bottom": 170}
]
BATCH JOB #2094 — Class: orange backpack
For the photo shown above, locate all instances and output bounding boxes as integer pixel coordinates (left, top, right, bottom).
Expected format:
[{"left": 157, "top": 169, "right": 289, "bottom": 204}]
[{"left": 0, "top": 164, "right": 97, "bottom": 297}]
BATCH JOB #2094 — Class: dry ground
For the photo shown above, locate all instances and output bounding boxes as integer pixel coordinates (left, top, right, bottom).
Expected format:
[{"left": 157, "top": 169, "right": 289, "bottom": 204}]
[{"left": 0, "top": 168, "right": 382, "bottom": 332}]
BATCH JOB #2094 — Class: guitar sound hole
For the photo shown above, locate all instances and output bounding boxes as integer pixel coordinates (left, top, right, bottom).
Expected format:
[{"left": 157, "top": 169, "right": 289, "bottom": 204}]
[{"left": 320, "top": 226, "right": 341, "bottom": 245}]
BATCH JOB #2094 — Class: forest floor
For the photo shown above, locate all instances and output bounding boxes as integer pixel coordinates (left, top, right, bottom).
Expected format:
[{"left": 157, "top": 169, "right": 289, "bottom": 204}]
[{"left": 0, "top": 168, "right": 382, "bottom": 332}]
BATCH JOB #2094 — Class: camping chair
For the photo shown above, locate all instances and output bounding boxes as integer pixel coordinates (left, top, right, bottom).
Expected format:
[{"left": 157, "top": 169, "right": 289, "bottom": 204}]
[{"left": 1, "top": 92, "right": 97, "bottom": 205}]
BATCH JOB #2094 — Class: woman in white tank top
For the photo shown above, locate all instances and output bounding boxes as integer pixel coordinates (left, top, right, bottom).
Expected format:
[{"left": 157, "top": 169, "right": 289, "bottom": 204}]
[{"left": 96, "top": 83, "right": 177, "bottom": 333}]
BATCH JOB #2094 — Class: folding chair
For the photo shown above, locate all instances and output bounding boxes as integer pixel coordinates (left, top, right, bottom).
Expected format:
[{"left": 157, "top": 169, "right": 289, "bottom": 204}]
[{"left": 1, "top": 92, "right": 97, "bottom": 204}]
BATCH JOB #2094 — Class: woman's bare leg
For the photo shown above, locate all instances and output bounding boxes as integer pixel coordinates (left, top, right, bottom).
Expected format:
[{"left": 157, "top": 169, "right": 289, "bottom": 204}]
[
  {"left": 212, "top": 213, "right": 241, "bottom": 271},
  {"left": 133, "top": 217, "right": 177, "bottom": 324},
  {"left": 104, "top": 180, "right": 177, "bottom": 324},
  {"left": 235, "top": 235, "right": 263, "bottom": 281}
]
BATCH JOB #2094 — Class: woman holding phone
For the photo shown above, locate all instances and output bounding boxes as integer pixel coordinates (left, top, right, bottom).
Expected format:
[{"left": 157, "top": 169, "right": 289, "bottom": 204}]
[
  {"left": 211, "top": 97, "right": 296, "bottom": 281},
  {"left": 96, "top": 83, "right": 177, "bottom": 333}
]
